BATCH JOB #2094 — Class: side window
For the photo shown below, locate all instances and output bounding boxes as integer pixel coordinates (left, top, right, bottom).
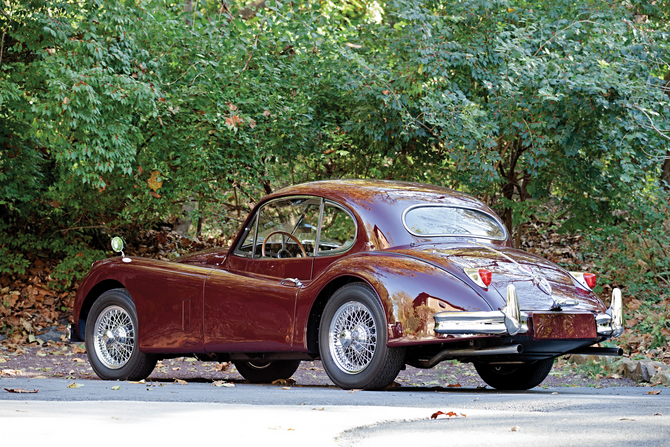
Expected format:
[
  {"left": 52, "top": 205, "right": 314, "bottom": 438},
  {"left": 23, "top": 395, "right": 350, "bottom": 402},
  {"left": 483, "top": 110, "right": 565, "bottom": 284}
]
[
  {"left": 318, "top": 201, "right": 356, "bottom": 254},
  {"left": 256, "top": 197, "right": 321, "bottom": 258}
]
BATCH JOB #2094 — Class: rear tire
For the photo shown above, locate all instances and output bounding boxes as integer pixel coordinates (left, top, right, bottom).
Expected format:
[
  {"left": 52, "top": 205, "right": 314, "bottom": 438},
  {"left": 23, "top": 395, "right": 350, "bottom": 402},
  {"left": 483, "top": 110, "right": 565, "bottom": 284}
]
[
  {"left": 474, "top": 358, "right": 554, "bottom": 390},
  {"left": 319, "top": 283, "right": 405, "bottom": 390},
  {"left": 233, "top": 360, "right": 301, "bottom": 383},
  {"left": 85, "top": 288, "right": 156, "bottom": 381}
]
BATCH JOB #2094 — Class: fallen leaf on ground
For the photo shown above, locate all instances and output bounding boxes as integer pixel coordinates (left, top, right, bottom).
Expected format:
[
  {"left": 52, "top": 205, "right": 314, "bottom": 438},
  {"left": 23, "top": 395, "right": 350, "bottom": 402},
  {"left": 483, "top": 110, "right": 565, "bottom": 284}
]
[
  {"left": 4, "top": 388, "right": 38, "bottom": 393},
  {"left": 67, "top": 382, "right": 82, "bottom": 388},
  {"left": 431, "top": 411, "right": 466, "bottom": 419},
  {"left": 446, "top": 383, "right": 462, "bottom": 388},
  {"left": 212, "top": 381, "right": 235, "bottom": 388},
  {"left": 647, "top": 390, "right": 662, "bottom": 395},
  {"left": 619, "top": 417, "right": 636, "bottom": 421},
  {"left": 72, "top": 358, "right": 85, "bottom": 363},
  {"left": 214, "top": 362, "right": 231, "bottom": 372},
  {"left": 174, "top": 379, "right": 188, "bottom": 385},
  {"left": 282, "top": 387, "right": 291, "bottom": 390},
  {"left": 653, "top": 413, "right": 663, "bottom": 416},
  {"left": 1, "top": 369, "right": 21, "bottom": 376},
  {"left": 72, "top": 345, "right": 85, "bottom": 354},
  {"left": 511, "top": 426, "right": 521, "bottom": 432},
  {"left": 272, "top": 378, "right": 296, "bottom": 386},
  {"left": 111, "top": 385, "right": 121, "bottom": 390}
]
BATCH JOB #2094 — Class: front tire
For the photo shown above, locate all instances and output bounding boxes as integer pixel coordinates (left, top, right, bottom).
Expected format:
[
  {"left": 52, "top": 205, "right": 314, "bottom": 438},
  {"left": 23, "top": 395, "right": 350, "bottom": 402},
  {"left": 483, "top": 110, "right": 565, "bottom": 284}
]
[
  {"left": 319, "top": 283, "right": 405, "bottom": 390},
  {"left": 475, "top": 358, "right": 554, "bottom": 390},
  {"left": 233, "top": 360, "right": 301, "bottom": 383},
  {"left": 85, "top": 288, "right": 156, "bottom": 381}
]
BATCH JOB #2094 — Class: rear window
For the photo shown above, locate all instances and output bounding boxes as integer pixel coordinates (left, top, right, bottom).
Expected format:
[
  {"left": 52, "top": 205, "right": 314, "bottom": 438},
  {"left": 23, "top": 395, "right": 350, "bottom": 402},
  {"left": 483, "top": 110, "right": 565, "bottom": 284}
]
[{"left": 403, "top": 205, "right": 505, "bottom": 239}]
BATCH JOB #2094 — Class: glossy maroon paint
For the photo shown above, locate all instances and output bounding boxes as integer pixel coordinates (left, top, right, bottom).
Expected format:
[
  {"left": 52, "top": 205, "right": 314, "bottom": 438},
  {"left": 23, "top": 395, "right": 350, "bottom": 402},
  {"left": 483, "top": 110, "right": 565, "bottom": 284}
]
[
  {"left": 74, "top": 257, "right": 209, "bottom": 353},
  {"left": 73, "top": 179, "right": 608, "bottom": 357}
]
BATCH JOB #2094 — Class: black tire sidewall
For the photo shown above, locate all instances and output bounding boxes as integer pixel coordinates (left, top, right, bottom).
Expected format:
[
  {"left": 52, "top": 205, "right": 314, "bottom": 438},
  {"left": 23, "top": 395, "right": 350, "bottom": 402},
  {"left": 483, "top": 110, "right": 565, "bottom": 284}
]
[
  {"left": 85, "top": 288, "right": 150, "bottom": 381},
  {"left": 233, "top": 360, "right": 301, "bottom": 383},
  {"left": 475, "top": 358, "right": 554, "bottom": 390},
  {"left": 319, "top": 283, "right": 402, "bottom": 390}
]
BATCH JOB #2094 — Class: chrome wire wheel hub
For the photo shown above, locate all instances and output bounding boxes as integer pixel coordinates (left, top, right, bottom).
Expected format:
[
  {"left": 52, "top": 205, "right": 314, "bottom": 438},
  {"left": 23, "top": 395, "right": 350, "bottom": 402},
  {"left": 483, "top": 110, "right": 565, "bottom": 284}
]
[
  {"left": 329, "top": 301, "right": 377, "bottom": 374},
  {"left": 94, "top": 305, "right": 135, "bottom": 369}
]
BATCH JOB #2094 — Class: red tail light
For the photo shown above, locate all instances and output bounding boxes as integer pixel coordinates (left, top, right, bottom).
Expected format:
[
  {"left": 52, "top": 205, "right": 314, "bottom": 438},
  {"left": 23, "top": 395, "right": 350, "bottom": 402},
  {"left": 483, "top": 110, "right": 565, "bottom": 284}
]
[
  {"left": 479, "top": 269, "right": 492, "bottom": 287},
  {"left": 584, "top": 273, "right": 596, "bottom": 289}
]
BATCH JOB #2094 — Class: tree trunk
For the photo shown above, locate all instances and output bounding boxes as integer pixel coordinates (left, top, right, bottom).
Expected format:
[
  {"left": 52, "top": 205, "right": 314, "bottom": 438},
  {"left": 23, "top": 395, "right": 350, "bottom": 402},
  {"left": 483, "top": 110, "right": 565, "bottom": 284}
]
[
  {"left": 663, "top": 73, "right": 670, "bottom": 190},
  {"left": 662, "top": 155, "right": 670, "bottom": 190},
  {"left": 184, "top": 0, "right": 193, "bottom": 12}
]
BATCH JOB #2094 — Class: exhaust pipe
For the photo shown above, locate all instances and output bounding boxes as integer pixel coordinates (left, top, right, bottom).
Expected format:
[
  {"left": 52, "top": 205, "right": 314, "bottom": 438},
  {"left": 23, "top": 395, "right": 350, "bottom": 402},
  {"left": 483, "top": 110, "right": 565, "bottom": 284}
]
[
  {"left": 414, "top": 344, "right": 523, "bottom": 369},
  {"left": 568, "top": 347, "right": 623, "bottom": 357}
]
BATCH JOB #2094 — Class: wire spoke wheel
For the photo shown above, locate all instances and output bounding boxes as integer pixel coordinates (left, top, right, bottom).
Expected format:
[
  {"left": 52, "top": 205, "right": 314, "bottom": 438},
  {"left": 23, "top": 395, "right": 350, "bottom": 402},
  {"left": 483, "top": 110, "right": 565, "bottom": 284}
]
[
  {"left": 85, "top": 288, "right": 156, "bottom": 381},
  {"left": 329, "top": 301, "right": 377, "bottom": 374},
  {"left": 319, "top": 283, "right": 405, "bottom": 390},
  {"left": 94, "top": 305, "right": 135, "bottom": 369}
]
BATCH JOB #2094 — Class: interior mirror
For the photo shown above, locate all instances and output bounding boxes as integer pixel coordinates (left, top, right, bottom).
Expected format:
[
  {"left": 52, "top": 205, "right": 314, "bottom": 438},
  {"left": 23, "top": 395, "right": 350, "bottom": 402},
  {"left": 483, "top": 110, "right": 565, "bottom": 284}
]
[{"left": 111, "top": 236, "right": 124, "bottom": 253}]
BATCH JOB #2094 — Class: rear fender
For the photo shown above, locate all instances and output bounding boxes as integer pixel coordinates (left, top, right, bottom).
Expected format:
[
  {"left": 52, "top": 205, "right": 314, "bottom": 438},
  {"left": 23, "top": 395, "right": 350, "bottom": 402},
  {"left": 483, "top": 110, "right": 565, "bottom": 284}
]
[{"left": 298, "top": 252, "right": 499, "bottom": 348}]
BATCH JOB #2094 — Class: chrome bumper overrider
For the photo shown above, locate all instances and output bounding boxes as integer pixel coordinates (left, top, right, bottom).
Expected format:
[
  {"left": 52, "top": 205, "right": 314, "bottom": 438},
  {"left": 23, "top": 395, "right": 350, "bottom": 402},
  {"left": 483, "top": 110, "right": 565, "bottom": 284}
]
[
  {"left": 434, "top": 286, "right": 625, "bottom": 338},
  {"left": 596, "top": 288, "right": 624, "bottom": 337}
]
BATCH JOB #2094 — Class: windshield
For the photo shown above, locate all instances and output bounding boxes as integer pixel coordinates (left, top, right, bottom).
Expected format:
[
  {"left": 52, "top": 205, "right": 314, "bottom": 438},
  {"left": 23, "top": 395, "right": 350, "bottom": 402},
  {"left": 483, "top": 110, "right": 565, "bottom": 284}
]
[{"left": 403, "top": 205, "right": 506, "bottom": 239}]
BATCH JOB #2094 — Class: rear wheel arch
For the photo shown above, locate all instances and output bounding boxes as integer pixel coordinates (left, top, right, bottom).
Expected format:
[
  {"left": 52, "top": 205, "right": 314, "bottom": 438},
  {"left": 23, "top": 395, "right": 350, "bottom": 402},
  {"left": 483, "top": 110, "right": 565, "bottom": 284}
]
[{"left": 306, "top": 276, "right": 385, "bottom": 354}]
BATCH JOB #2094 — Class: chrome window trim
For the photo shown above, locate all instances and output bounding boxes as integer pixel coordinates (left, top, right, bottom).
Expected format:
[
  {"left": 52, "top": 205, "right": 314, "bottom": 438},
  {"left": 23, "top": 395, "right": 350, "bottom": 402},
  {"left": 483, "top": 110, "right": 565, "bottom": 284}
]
[
  {"left": 402, "top": 204, "right": 508, "bottom": 241},
  {"left": 315, "top": 199, "right": 359, "bottom": 257},
  {"left": 233, "top": 195, "right": 321, "bottom": 258}
]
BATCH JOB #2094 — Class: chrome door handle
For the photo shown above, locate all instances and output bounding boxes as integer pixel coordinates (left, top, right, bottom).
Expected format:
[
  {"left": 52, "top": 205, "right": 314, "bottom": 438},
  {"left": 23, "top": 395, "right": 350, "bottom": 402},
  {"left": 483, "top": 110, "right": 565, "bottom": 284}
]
[{"left": 281, "top": 278, "right": 303, "bottom": 288}]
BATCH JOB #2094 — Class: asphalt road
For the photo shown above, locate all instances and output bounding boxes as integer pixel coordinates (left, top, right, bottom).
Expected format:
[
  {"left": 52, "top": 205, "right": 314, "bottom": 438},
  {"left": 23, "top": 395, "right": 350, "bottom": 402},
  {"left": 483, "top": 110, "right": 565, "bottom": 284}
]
[{"left": 2, "top": 378, "right": 668, "bottom": 446}]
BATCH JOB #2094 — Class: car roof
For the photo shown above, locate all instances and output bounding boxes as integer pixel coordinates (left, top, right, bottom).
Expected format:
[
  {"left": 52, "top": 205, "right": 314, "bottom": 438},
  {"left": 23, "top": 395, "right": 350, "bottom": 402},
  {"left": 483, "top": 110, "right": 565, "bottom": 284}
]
[
  {"left": 268, "top": 179, "right": 489, "bottom": 211},
  {"left": 264, "top": 180, "right": 507, "bottom": 248}
]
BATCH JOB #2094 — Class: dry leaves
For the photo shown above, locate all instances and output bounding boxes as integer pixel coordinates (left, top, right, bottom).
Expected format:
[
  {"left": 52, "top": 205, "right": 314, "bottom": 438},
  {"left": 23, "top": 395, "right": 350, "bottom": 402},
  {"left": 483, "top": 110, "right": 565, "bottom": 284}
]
[
  {"left": 174, "top": 379, "right": 188, "bottom": 385},
  {"left": 4, "top": 388, "right": 38, "bottom": 393},
  {"left": 647, "top": 389, "right": 662, "bottom": 395},
  {"left": 511, "top": 425, "right": 521, "bottom": 432},
  {"left": 212, "top": 381, "right": 235, "bottom": 388},
  {"left": 72, "top": 345, "right": 85, "bottom": 354},
  {"left": 430, "top": 411, "right": 466, "bottom": 419}
]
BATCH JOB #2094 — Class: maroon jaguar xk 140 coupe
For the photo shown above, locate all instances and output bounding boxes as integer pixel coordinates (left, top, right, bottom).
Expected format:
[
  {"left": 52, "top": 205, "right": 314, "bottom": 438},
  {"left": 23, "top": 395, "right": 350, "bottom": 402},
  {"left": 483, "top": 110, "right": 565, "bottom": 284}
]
[{"left": 69, "top": 180, "right": 624, "bottom": 390}]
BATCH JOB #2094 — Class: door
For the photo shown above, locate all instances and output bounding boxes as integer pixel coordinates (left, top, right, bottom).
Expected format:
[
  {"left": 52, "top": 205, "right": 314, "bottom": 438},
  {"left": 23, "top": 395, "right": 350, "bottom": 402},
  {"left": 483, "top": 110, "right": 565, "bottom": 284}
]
[{"left": 204, "top": 196, "right": 321, "bottom": 352}]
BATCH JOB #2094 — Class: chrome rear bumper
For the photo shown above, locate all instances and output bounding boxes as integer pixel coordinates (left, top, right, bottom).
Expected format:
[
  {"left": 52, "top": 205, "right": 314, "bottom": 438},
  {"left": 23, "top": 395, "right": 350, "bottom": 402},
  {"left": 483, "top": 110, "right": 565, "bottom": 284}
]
[{"left": 434, "top": 286, "right": 624, "bottom": 338}]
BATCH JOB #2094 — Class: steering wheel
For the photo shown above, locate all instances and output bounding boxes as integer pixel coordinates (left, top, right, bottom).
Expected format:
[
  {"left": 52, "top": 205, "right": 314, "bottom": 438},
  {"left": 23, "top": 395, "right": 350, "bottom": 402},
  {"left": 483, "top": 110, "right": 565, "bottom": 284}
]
[{"left": 261, "top": 230, "right": 307, "bottom": 258}]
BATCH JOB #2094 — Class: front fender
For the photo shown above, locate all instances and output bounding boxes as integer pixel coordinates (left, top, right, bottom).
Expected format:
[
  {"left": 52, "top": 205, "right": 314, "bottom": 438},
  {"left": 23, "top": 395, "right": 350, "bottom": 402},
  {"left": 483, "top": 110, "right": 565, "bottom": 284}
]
[
  {"left": 299, "top": 252, "right": 501, "bottom": 348},
  {"left": 73, "top": 257, "right": 211, "bottom": 353}
]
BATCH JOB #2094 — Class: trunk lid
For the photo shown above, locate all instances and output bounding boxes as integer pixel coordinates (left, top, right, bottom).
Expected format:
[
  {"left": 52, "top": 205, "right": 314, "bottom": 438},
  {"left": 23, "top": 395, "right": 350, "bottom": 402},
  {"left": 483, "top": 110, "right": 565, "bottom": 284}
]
[{"left": 391, "top": 242, "right": 605, "bottom": 312}]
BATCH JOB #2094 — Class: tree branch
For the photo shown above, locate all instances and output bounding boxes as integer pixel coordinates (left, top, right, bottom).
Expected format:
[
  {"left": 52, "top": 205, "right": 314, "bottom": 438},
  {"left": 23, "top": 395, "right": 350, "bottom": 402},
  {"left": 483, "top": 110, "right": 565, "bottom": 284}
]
[
  {"left": 533, "top": 19, "right": 598, "bottom": 57},
  {"left": 0, "top": 5, "right": 11, "bottom": 71},
  {"left": 227, "top": 21, "right": 264, "bottom": 87},
  {"left": 632, "top": 104, "right": 670, "bottom": 144}
]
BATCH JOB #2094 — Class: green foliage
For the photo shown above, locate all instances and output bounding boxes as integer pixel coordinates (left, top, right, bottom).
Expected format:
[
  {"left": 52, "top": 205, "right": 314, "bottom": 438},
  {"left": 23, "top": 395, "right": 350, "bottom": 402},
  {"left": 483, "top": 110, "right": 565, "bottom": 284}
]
[
  {"left": 330, "top": 0, "right": 669, "bottom": 234},
  {"left": 0, "top": 0, "right": 668, "bottom": 325},
  {"left": 583, "top": 189, "right": 670, "bottom": 302}
]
